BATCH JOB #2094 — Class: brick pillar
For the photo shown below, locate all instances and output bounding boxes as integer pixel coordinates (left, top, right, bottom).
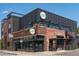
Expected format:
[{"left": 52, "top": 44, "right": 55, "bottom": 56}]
[
  {"left": 11, "top": 39, "right": 14, "bottom": 51},
  {"left": 64, "top": 39, "right": 67, "bottom": 50},
  {"left": 44, "top": 38, "right": 49, "bottom": 51}
]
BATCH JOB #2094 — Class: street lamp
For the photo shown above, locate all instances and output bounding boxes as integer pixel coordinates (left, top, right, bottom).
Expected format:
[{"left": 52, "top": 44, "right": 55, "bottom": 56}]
[{"left": 20, "top": 39, "right": 23, "bottom": 50}]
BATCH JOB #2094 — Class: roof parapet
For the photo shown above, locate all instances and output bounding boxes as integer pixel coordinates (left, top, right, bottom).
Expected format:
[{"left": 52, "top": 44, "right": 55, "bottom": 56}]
[{"left": 7, "top": 12, "right": 24, "bottom": 18}]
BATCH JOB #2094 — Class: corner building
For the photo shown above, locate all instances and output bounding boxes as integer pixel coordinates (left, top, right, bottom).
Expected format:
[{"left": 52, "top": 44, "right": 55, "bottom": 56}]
[{"left": 1, "top": 8, "right": 77, "bottom": 52}]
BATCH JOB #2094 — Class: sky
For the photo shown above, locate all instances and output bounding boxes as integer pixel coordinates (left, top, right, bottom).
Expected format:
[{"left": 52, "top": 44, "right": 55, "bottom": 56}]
[{"left": 0, "top": 3, "right": 79, "bottom": 39}]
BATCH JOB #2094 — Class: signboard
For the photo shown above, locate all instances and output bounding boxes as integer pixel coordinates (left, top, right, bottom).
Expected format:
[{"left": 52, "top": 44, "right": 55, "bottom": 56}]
[
  {"left": 30, "top": 28, "right": 35, "bottom": 34},
  {"left": 40, "top": 12, "right": 46, "bottom": 19},
  {"left": 9, "top": 33, "right": 13, "bottom": 38}
]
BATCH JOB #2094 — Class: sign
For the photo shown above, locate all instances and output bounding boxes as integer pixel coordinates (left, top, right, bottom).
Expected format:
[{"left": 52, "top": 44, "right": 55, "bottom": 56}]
[
  {"left": 9, "top": 24, "right": 11, "bottom": 28},
  {"left": 30, "top": 28, "right": 35, "bottom": 34},
  {"left": 9, "top": 33, "right": 13, "bottom": 38},
  {"left": 40, "top": 12, "right": 46, "bottom": 19}
]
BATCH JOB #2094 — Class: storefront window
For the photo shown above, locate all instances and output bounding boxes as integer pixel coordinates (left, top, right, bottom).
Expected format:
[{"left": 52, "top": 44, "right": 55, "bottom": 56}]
[
  {"left": 36, "top": 35, "right": 44, "bottom": 40},
  {"left": 60, "top": 25, "right": 71, "bottom": 32}
]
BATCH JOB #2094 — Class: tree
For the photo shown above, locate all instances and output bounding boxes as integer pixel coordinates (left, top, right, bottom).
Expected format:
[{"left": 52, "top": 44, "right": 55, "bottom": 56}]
[
  {"left": 77, "top": 27, "right": 79, "bottom": 33},
  {"left": 0, "top": 40, "right": 3, "bottom": 49}
]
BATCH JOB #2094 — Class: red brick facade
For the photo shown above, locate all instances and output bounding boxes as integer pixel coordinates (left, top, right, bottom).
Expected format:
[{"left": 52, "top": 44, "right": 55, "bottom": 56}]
[
  {"left": 12, "top": 24, "right": 76, "bottom": 51},
  {"left": 1, "top": 9, "right": 76, "bottom": 51},
  {"left": 2, "top": 17, "right": 13, "bottom": 50}
]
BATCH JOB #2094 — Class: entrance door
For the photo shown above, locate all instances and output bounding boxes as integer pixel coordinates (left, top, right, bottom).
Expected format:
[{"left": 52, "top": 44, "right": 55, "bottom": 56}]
[
  {"left": 34, "top": 40, "right": 44, "bottom": 52},
  {"left": 49, "top": 40, "right": 57, "bottom": 51},
  {"left": 14, "top": 42, "right": 21, "bottom": 51},
  {"left": 57, "top": 39, "right": 64, "bottom": 50},
  {"left": 14, "top": 42, "right": 18, "bottom": 51}
]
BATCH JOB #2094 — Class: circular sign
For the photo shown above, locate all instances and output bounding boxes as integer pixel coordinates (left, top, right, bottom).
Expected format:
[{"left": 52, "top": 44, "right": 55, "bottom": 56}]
[
  {"left": 30, "top": 28, "right": 35, "bottom": 34},
  {"left": 40, "top": 12, "right": 46, "bottom": 19},
  {"left": 9, "top": 33, "right": 13, "bottom": 38}
]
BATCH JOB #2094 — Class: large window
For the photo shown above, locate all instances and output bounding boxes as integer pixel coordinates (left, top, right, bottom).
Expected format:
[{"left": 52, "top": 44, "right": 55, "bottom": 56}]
[
  {"left": 49, "top": 23, "right": 60, "bottom": 29},
  {"left": 39, "top": 21, "right": 61, "bottom": 29},
  {"left": 39, "top": 22, "right": 47, "bottom": 27},
  {"left": 8, "top": 28, "right": 11, "bottom": 33},
  {"left": 24, "top": 23, "right": 33, "bottom": 28},
  {"left": 37, "top": 21, "right": 72, "bottom": 32},
  {"left": 60, "top": 25, "right": 71, "bottom": 32},
  {"left": 36, "top": 35, "right": 44, "bottom": 40}
]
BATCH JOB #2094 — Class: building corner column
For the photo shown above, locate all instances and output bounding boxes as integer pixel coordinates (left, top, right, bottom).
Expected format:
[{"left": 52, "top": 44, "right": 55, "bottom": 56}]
[
  {"left": 44, "top": 37, "right": 49, "bottom": 51},
  {"left": 64, "top": 39, "right": 67, "bottom": 50}
]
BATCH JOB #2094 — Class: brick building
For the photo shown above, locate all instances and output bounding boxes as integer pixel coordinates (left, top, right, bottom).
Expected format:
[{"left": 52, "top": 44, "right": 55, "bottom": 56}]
[{"left": 1, "top": 8, "right": 77, "bottom": 51}]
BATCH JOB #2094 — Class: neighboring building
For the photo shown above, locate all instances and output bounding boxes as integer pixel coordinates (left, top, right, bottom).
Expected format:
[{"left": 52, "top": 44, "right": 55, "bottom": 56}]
[
  {"left": 1, "top": 8, "right": 77, "bottom": 52},
  {"left": 75, "top": 33, "right": 79, "bottom": 48}
]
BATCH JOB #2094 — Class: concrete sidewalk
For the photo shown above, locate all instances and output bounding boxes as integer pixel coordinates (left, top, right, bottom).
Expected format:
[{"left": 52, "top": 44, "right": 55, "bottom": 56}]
[{"left": 0, "top": 50, "right": 68, "bottom": 56}]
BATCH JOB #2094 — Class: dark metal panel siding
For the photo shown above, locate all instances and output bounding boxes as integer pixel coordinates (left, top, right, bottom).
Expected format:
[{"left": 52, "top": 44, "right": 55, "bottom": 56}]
[
  {"left": 36, "top": 8, "right": 77, "bottom": 32},
  {"left": 20, "top": 9, "right": 39, "bottom": 29},
  {"left": 21, "top": 8, "right": 77, "bottom": 32},
  {"left": 13, "top": 16, "right": 21, "bottom": 32}
]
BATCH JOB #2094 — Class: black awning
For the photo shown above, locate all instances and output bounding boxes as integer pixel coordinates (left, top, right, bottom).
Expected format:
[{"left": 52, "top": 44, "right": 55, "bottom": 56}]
[{"left": 50, "top": 38, "right": 72, "bottom": 40}]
